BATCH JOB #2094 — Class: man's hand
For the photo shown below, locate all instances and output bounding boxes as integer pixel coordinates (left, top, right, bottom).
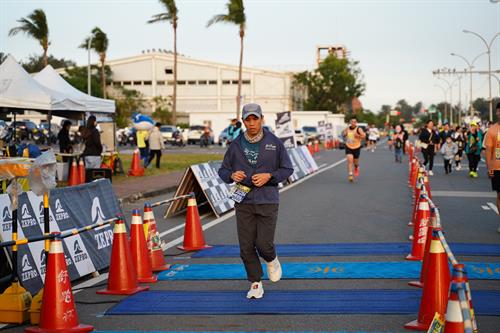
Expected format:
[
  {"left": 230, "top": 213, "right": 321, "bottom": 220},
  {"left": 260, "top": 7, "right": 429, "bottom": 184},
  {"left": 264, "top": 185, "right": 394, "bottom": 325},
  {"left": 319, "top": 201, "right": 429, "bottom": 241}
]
[
  {"left": 231, "top": 170, "right": 247, "bottom": 183},
  {"left": 252, "top": 173, "right": 272, "bottom": 187},
  {"left": 488, "top": 169, "right": 494, "bottom": 178}
]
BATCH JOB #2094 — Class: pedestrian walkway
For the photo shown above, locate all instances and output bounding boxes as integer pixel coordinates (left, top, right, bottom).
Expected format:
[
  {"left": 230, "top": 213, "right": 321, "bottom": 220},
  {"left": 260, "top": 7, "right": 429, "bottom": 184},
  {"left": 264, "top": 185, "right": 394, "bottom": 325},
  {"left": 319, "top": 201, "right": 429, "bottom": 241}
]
[{"left": 112, "top": 171, "right": 183, "bottom": 201}]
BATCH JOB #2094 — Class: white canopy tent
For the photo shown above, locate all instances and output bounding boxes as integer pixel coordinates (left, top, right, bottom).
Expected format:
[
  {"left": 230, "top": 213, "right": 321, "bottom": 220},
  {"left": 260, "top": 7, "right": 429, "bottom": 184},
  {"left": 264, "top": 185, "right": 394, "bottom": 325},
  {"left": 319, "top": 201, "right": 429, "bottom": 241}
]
[
  {"left": 0, "top": 55, "right": 86, "bottom": 112},
  {"left": 34, "top": 65, "right": 115, "bottom": 113}
]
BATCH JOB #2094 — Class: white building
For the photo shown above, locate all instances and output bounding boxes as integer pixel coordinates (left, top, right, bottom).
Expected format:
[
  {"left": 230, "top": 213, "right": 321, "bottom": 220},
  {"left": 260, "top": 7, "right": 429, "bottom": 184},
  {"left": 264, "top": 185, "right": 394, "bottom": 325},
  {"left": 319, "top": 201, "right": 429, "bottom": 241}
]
[{"left": 107, "top": 51, "right": 294, "bottom": 123}]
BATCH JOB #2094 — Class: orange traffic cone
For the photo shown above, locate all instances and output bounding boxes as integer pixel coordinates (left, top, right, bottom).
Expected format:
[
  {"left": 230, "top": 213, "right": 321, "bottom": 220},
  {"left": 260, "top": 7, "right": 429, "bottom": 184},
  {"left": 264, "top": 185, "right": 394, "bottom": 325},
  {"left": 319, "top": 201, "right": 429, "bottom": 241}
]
[
  {"left": 408, "top": 158, "right": 418, "bottom": 187},
  {"left": 77, "top": 158, "right": 86, "bottom": 184},
  {"left": 443, "top": 282, "right": 465, "bottom": 333},
  {"left": 307, "top": 142, "right": 314, "bottom": 155},
  {"left": 178, "top": 195, "right": 211, "bottom": 251},
  {"left": 404, "top": 228, "right": 451, "bottom": 331},
  {"left": 408, "top": 206, "right": 435, "bottom": 288},
  {"left": 68, "top": 159, "right": 79, "bottom": 186},
  {"left": 130, "top": 209, "right": 157, "bottom": 283},
  {"left": 408, "top": 181, "right": 423, "bottom": 227},
  {"left": 406, "top": 195, "right": 430, "bottom": 261},
  {"left": 314, "top": 140, "right": 320, "bottom": 153},
  {"left": 97, "top": 217, "right": 149, "bottom": 295},
  {"left": 128, "top": 149, "right": 145, "bottom": 177},
  {"left": 25, "top": 233, "right": 93, "bottom": 333},
  {"left": 143, "top": 203, "right": 171, "bottom": 272}
]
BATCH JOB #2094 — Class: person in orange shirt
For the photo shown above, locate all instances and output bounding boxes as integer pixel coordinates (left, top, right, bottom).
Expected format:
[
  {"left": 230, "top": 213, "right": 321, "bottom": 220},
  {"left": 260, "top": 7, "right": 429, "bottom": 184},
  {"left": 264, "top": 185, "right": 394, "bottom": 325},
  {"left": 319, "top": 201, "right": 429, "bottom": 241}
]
[
  {"left": 342, "top": 117, "right": 366, "bottom": 182},
  {"left": 485, "top": 102, "right": 500, "bottom": 233}
]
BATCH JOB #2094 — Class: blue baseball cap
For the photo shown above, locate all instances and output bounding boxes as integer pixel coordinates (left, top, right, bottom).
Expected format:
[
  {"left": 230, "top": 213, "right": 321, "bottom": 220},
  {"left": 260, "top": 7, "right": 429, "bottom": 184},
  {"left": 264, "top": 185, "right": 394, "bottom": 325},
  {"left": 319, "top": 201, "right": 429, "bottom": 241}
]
[{"left": 242, "top": 103, "right": 263, "bottom": 120}]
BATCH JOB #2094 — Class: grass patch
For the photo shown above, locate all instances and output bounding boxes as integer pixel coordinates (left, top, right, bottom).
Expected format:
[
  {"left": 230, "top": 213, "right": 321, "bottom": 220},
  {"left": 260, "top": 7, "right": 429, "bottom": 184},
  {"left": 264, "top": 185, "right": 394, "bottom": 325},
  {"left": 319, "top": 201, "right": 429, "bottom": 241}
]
[{"left": 114, "top": 153, "right": 223, "bottom": 182}]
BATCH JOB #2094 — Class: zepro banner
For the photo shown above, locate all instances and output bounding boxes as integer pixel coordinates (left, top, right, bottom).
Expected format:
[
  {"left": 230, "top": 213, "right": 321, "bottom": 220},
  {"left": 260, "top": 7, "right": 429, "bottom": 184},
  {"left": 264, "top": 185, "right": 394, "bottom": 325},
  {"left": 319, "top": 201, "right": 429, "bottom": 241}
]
[
  {"left": 0, "top": 179, "right": 121, "bottom": 294},
  {"left": 275, "top": 111, "right": 296, "bottom": 149},
  {"left": 288, "top": 146, "right": 319, "bottom": 182}
]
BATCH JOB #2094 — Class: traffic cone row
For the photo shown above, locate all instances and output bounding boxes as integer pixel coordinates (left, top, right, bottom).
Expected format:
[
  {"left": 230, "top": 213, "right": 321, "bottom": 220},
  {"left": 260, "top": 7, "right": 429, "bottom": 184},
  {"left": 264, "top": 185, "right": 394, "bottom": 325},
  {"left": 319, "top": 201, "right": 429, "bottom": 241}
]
[
  {"left": 307, "top": 142, "right": 314, "bottom": 155},
  {"left": 128, "top": 148, "right": 145, "bottom": 177},
  {"left": 178, "top": 195, "right": 211, "bottom": 251},
  {"left": 313, "top": 140, "right": 320, "bottom": 153},
  {"left": 68, "top": 158, "right": 86, "bottom": 186},
  {"left": 406, "top": 194, "right": 431, "bottom": 261},
  {"left": 143, "top": 203, "right": 171, "bottom": 271}
]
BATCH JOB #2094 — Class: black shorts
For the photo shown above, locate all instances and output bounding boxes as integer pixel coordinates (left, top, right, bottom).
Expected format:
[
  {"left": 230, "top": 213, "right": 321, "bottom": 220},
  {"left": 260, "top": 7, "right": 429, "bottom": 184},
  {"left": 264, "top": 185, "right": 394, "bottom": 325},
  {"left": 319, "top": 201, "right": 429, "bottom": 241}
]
[
  {"left": 345, "top": 147, "right": 361, "bottom": 159},
  {"left": 491, "top": 171, "right": 500, "bottom": 192}
]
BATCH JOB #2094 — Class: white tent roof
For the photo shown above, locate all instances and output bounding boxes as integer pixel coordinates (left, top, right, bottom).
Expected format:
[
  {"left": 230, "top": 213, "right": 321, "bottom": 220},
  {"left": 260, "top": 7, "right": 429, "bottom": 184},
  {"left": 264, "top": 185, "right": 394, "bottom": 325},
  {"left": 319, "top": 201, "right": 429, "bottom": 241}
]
[
  {"left": 34, "top": 65, "right": 115, "bottom": 113},
  {"left": 0, "top": 55, "right": 86, "bottom": 112}
]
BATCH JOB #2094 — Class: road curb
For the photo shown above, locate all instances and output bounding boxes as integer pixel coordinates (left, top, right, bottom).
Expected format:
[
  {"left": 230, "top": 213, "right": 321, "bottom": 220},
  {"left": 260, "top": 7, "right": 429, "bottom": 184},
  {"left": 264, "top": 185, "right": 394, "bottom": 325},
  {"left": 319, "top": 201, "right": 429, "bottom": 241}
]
[{"left": 119, "top": 185, "right": 178, "bottom": 204}]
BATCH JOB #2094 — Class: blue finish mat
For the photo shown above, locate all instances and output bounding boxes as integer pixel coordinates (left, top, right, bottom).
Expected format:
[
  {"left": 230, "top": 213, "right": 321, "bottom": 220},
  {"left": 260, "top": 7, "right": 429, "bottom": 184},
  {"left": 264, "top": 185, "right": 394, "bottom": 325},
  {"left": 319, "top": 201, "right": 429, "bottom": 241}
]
[
  {"left": 157, "top": 262, "right": 500, "bottom": 280},
  {"left": 191, "top": 243, "right": 500, "bottom": 258},
  {"left": 106, "top": 289, "right": 500, "bottom": 315}
]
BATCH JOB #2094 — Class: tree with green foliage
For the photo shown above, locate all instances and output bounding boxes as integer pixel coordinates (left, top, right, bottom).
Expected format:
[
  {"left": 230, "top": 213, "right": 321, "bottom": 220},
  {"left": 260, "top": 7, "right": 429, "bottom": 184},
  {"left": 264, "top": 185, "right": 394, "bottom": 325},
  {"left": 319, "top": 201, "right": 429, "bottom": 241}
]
[
  {"left": 9, "top": 9, "right": 50, "bottom": 67},
  {"left": 62, "top": 64, "right": 111, "bottom": 98},
  {"left": 148, "top": 0, "right": 179, "bottom": 125},
  {"left": 207, "top": 0, "right": 246, "bottom": 119},
  {"left": 293, "top": 54, "right": 365, "bottom": 113},
  {"left": 80, "top": 27, "right": 109, "bottom": 98},
  {"left": 151, "top": 96, "right": 173, "bottom": 124},
  {"left": 111, "top": 88, "right": 145, "bottom": 128},
  {"left": 20, "top": 54, "right": 75, "bottom": 73}
]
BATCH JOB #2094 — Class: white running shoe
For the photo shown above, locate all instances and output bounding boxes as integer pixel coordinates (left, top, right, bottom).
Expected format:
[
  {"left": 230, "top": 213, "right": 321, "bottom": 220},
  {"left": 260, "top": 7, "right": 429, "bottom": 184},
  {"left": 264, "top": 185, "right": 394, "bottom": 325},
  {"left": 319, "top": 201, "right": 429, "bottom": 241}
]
[
  {"left": 246, "top": 281, "right": 264, "bottom": 299},
  {"left": 428, "top": 170, "right": 434, "bottom": 176},
  {"left": 266, "top": 257, "right": 282, "bottom": 282}
]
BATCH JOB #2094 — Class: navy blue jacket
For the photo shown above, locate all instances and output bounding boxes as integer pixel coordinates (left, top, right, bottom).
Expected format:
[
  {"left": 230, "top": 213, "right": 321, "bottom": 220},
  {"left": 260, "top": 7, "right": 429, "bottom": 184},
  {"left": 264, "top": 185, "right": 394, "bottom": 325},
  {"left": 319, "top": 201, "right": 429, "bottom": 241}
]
[{"left": 218, "top": 129, "right": 294, "bottom": 204}]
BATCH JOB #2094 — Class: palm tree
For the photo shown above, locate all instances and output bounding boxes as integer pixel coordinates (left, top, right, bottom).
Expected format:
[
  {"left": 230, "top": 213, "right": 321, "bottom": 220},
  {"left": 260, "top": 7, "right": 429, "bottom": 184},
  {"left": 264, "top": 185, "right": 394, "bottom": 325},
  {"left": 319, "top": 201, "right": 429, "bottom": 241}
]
[
  {"left": 9, "top": 9, "right": 50, "bottom": 67},
  {"left": 207, "top": 0, "right": 246, "bottom": 120},
  {"left": 148, "top": 0, "right": 179, "bottom": 125},
  {"left": 80, "top": 27, "right": 109, "bottom": 98}
]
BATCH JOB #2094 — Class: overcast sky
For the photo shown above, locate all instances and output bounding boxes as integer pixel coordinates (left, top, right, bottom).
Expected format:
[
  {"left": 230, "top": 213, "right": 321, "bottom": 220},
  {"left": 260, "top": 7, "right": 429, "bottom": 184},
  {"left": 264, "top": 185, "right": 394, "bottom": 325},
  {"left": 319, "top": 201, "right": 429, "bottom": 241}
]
[{"left": 1, "top": 0, "right": 499, "bottom": 112}]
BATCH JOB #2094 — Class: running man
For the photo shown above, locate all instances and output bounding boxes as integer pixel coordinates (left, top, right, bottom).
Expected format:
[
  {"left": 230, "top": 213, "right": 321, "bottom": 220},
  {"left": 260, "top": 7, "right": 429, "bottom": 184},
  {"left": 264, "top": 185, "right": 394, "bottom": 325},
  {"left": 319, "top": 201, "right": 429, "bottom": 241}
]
[
  {"left": 367, "top": 124, "right": 379, "bottom": 152},
  {"left": 342, "top": 117, "right": 366, "bottom": 182},
  {"left": 484, "top": 102, "right": 500, "bottom": 233}
]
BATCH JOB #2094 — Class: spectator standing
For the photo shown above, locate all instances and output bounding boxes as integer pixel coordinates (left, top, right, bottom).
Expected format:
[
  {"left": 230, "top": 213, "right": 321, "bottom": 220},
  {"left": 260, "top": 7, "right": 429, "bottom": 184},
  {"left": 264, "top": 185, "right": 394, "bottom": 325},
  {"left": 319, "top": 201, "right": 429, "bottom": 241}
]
[
  {"left": 452, "top": 126, "right": 465, "bottom": 170},
  {"left": 465, "top": 122, "right": 483, "bottom": 178},
  {"left": 57, "top": 120, "right": 72, "bottom": 162},
  {"left": 146, "top": 122, "right": 165, "bottom": 169},
  {"left": 82, "top": 115, "right": 102, "bottom": 169}
]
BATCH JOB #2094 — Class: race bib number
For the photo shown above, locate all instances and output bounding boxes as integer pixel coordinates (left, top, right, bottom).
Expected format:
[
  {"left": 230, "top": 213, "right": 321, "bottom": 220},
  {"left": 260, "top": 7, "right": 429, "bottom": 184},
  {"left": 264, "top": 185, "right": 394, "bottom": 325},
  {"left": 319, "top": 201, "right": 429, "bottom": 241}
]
[
  {"left": 229, "top": 183, "right": 251, "bottom": 203},
  {"left": 346, "top": 132, "right": 355, "bottom": 145}
]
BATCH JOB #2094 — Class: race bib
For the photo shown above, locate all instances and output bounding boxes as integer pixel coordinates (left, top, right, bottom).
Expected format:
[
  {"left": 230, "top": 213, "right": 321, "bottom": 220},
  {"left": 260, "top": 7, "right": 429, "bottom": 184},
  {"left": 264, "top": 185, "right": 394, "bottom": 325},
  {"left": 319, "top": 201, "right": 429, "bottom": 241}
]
[{"left": 229, "top": 183, "right": 252, "bottom": 203}]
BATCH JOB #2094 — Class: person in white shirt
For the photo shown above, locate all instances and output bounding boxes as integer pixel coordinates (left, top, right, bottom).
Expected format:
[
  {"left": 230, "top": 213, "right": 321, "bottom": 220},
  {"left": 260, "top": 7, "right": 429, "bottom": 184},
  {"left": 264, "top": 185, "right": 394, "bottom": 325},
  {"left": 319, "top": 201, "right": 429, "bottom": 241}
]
[
  {"left": 146, "top": 122, "right": 165, "bottom": 168},
  {"left": 367, "top": 124, "right": 380, "bottom": 152}
]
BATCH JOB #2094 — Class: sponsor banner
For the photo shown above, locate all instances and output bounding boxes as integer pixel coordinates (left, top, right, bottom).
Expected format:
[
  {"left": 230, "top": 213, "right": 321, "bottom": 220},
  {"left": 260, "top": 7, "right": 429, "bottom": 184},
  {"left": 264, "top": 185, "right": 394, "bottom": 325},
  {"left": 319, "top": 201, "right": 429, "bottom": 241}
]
[
  {"left": 275, "top": 111, "right": 296, "bottom": 149},
  {"left": 191, "top": 161, "right": 234, "bottom": 217},
  {"left": 0, "top": 195, "right": 44, "bottom": 294},
  {"left": 318, "top": 120, "right": 326, "bottom": 140},
  {"left": 0, "top": 179, "right": 121, "bottom": 294},
  {"left": 288, "top": 146, "right": 319, "bottom": 183},
  {"left": 326, "top": 123, "right": 334, "bottom": 140}
]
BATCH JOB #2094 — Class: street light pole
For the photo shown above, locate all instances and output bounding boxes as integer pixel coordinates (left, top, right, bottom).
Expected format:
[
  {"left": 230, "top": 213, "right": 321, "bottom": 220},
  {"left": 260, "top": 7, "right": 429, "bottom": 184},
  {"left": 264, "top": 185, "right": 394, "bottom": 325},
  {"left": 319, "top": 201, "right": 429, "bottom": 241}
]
[
  {"left": 435, "top": 84, "right": 448, "bottom": 124},
  {"left": 450, "top": 51, "right": 487, "bottom": 117},
  {"left": 463, "top": 30, "right": 500, "bottom": 122},
  {"left": 437, "top": 77, "right": 455, "bottom": 125},
  {"left": 87, "top": 37, "right": 93, "bottom": 96}
]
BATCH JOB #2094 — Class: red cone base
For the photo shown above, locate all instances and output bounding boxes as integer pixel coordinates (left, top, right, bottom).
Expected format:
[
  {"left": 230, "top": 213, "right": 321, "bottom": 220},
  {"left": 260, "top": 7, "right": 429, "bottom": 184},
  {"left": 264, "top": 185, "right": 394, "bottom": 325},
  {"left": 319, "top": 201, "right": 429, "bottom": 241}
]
[{"left": 404, "top": 319, "right": 429, "bottom": 331}]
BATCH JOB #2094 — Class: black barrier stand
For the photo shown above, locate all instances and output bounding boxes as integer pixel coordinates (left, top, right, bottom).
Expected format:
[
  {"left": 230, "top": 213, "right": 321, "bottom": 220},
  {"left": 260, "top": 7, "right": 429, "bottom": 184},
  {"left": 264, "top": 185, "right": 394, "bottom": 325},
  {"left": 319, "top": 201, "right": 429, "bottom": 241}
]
[{"left": 11, "top": 207, "right": 18, "bottom": 283}]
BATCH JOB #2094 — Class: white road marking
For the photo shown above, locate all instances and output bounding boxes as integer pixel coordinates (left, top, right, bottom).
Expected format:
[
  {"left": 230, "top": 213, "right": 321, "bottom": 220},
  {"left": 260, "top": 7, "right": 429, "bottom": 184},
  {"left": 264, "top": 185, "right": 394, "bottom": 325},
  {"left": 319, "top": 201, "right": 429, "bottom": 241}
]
[
  {"left": 432, "top": 190, "right": 496, "bottom": 198},
  {"left": 74, "top": 157, "right": 348, "bottom": 290},
  {"left": 482, "top": 205, "right": 491, "bottom": 210},
  {"left": 318, "top": 163, "right": 328, "bottom": 169},
  {"left": 487, "top": 202, "right": 499, "bottom": 214}
]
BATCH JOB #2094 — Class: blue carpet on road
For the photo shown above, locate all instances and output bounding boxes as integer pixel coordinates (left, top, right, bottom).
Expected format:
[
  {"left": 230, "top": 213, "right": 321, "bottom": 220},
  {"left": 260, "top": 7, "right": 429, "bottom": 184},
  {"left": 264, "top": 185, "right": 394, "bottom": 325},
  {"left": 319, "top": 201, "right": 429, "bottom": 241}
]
[
  {"left": 191, "top": 243, "right": 500, "bottom": 258},
  {"left": 105, "top": 289, "right": 500, "bottom": 315},
  {"left": 157, "top": 262, "right": 500, "bottom": 280}
]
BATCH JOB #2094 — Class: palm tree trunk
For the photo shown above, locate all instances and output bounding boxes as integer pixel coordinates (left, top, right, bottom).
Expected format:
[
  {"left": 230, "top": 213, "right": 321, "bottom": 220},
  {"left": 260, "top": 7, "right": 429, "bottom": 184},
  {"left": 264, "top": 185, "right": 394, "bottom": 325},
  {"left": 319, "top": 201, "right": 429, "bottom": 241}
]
[
  {"left": 237, "top": 31, "right": 244, "bottom": 120},
  {"left": 173, "top": 25, "right": 177, "bottom": 125},
  {"left": 43, "top": 47, "right": 48, "bottom": 67},
  {"left": 100, "top": 55, "right": 107, "bottom": 98}
]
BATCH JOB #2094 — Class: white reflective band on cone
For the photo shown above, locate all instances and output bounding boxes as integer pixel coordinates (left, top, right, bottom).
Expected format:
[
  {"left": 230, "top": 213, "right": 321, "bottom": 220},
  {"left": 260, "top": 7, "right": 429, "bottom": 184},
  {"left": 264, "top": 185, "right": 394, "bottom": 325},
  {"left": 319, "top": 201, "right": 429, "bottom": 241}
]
[
  {"left": 144, "top": 210, "right": 153, "bottom": 220},
  {"left": 429, "top": 239, "right": 445, "bottom": 253},
  {"left": 114, "top": 222, "right": 127, "bottom": 234},
  {"left": 131, "top": 214, "right": 142, "bottom": 225},
  {"left": 446, "top": 299, "right": 463, "bottom": 322},
  {"left": 418, "top": 201, "right": 430, "bottom": 210},
  {"left": 49, "top": 240, "right": 64, "bottom": 254},
  {"left": 187, "top": 198, "right": 196, "bottom": 207}
]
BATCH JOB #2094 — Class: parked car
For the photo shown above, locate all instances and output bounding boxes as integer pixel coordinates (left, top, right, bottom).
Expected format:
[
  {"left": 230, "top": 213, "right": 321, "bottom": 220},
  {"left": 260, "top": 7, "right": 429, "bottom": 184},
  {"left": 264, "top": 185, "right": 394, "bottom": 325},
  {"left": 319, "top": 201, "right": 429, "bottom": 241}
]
[
  {"left": 294, "top": 129, "right": 305, "bottom": 145},
  {"left": 159, "top": 125, "right": 178, "bottom": 144},
  {"left": 187, "top": 125, "right": 214, "bottom": 145},
  {"left": 302, "top": 126, "right": 319, "bottom": 143}
]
